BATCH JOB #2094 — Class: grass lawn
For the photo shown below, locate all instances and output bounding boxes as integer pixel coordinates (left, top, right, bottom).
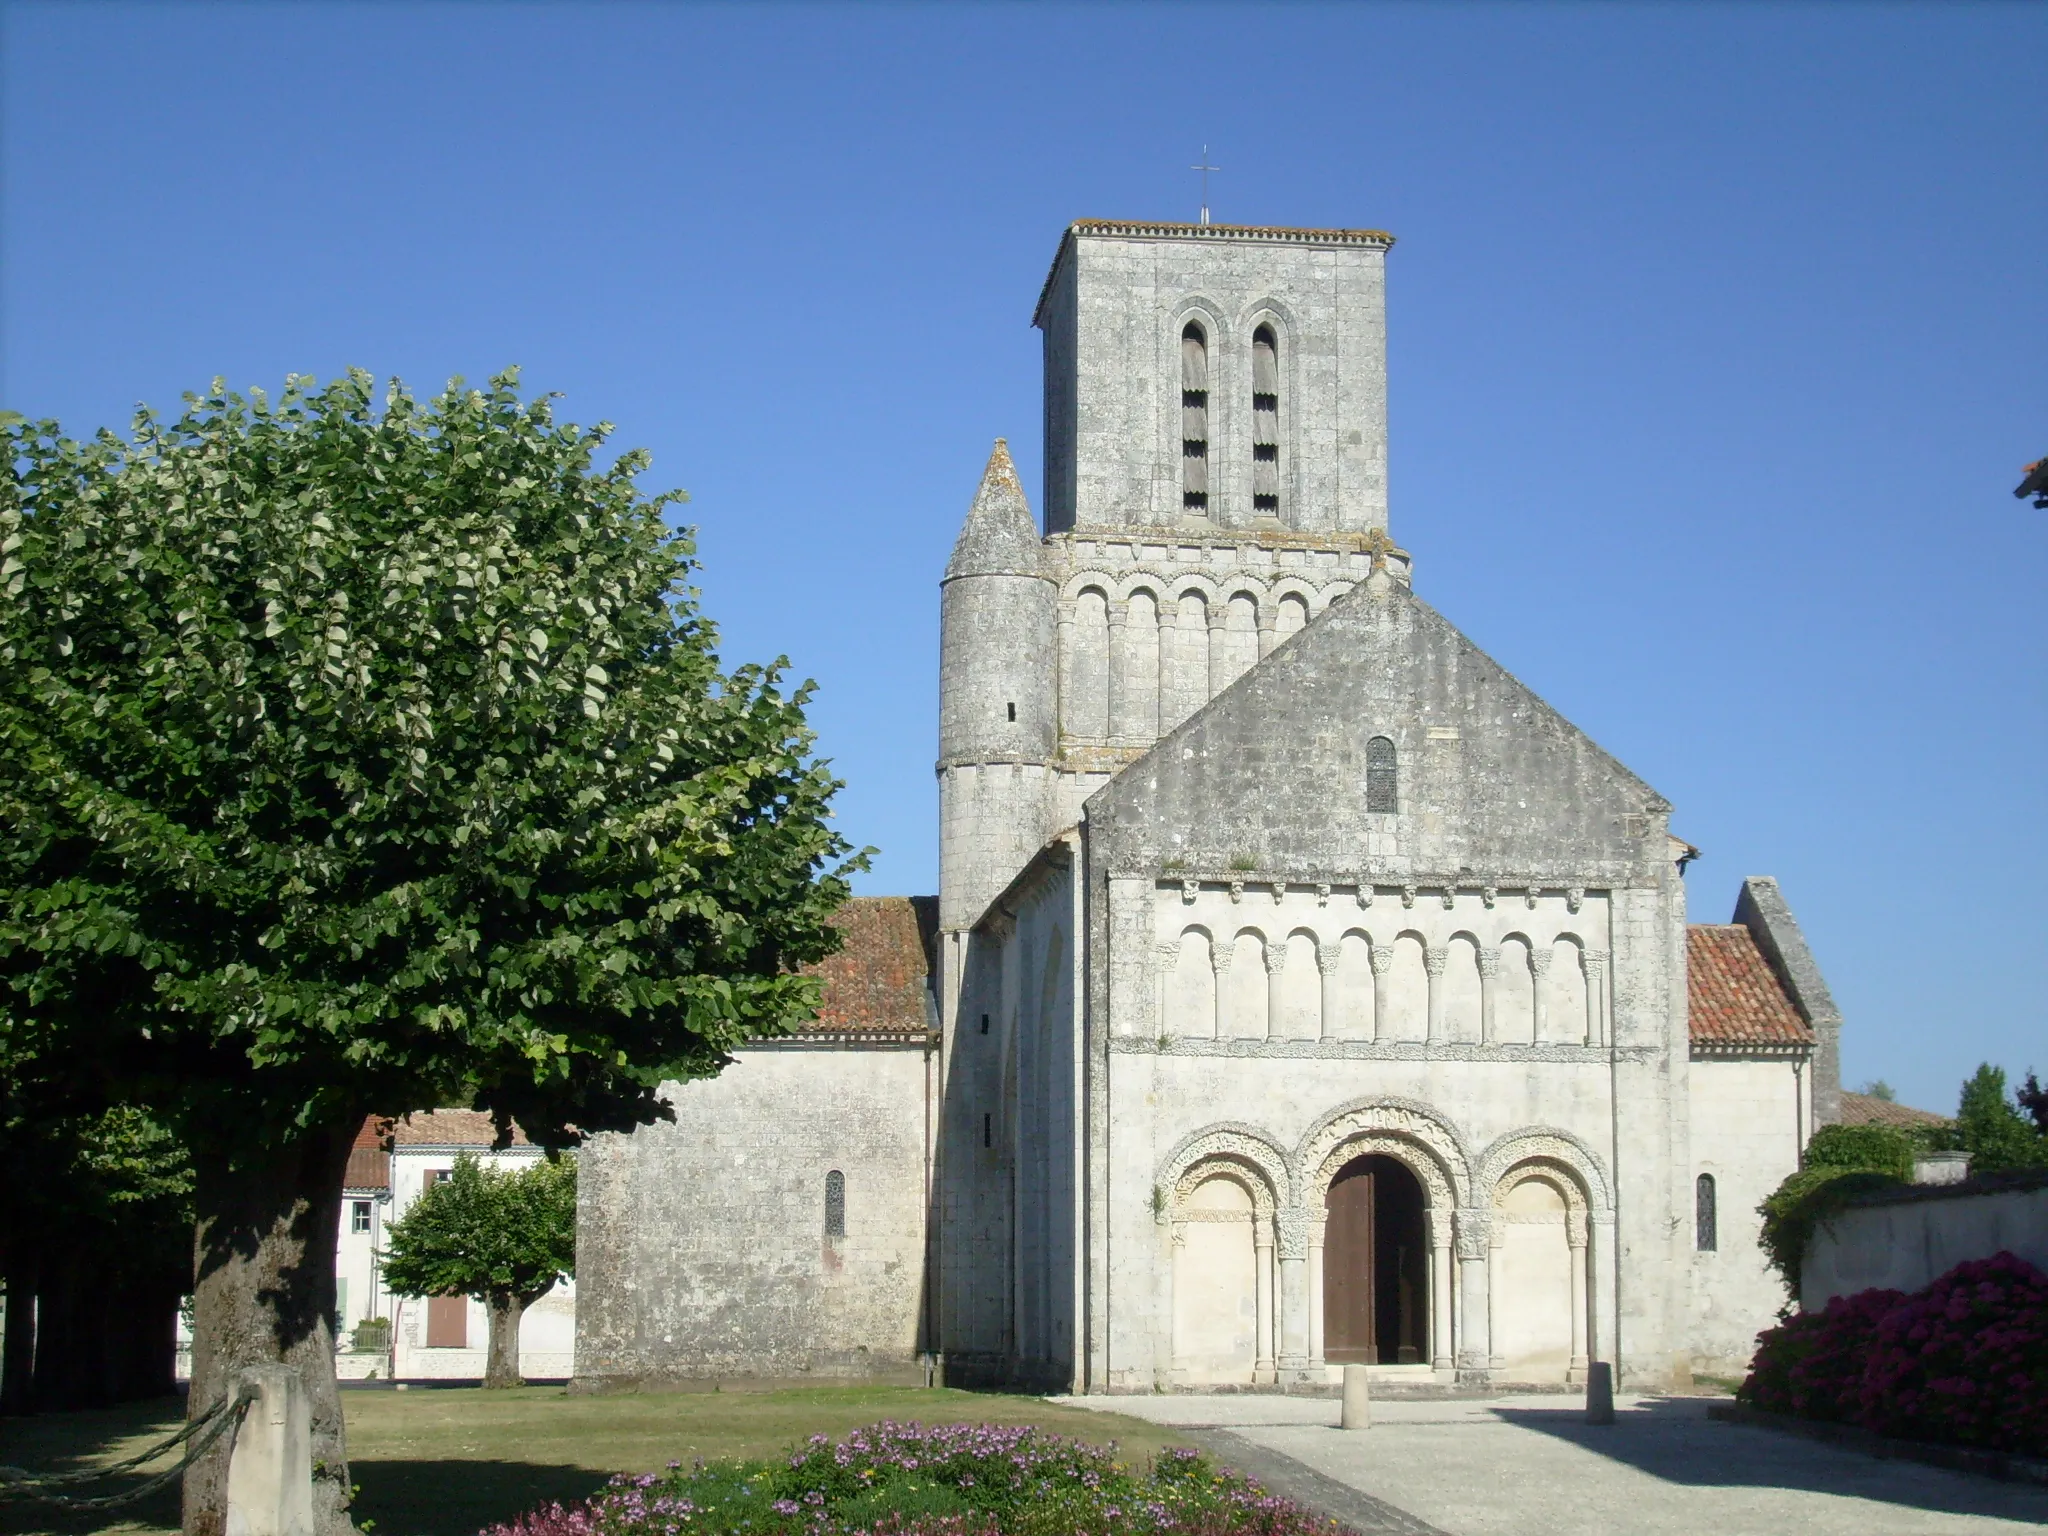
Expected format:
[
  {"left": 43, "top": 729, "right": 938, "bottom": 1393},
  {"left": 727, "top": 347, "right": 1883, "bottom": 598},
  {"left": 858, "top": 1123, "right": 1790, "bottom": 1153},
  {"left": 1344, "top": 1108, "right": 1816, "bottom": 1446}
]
[{"left": 0, "top": 1387, "right": 1191, "bottom": 1536}]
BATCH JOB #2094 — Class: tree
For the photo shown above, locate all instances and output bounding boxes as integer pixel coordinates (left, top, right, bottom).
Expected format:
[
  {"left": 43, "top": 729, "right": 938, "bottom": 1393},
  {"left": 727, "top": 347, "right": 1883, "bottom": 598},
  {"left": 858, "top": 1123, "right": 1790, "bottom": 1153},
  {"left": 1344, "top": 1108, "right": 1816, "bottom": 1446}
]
[
  {"left": 0, "top": 372, "right": 860, "bottom": 1533},
  {"left": 1953, "top": 1064, "right": 2048, "bottom": 1173},
  {"left": 379, "top": 1152, "right": 575, "bottom": 1389},
  {"left": 2018, "top": 1071, "right": 2048, "bottom": 1137}
]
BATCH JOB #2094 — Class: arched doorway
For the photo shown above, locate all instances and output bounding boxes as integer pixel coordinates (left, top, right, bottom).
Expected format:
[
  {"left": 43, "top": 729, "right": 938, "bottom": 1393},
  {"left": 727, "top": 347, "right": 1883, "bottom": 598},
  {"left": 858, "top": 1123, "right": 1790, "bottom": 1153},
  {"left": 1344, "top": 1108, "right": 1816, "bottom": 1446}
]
[{"left": 1323, "top": 1155, "right": 1427, "bottom": 1364}]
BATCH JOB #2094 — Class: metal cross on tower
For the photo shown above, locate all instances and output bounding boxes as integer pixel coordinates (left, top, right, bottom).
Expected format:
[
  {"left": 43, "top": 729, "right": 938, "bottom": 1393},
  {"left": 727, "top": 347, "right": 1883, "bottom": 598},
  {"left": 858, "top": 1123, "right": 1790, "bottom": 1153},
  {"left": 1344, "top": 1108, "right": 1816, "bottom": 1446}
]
[{"left": 1191, "top": 147, "right": 1220, "bottom": 226}]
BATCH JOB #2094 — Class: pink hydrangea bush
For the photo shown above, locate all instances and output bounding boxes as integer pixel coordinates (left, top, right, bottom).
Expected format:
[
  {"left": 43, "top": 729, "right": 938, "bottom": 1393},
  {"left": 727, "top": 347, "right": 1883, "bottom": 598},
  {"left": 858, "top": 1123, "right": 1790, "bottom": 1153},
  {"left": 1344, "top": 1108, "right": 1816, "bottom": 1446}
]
[
  {"left": 1739, "top": 1250, "right": 2048, "bottom": 1457},
  {"left": 1857, "top": 1252, "right": 2048, "bottom": 1455},
  {"left": 478, "top": 1424, "right": 1343, "bottom": 1536}
]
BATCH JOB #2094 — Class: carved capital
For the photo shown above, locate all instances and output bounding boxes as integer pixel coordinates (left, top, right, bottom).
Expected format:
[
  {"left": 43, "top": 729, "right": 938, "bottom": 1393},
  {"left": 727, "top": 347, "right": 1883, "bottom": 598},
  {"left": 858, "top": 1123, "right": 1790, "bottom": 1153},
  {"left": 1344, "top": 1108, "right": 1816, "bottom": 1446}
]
[
  {"left": 1476, "top": 947, "right": 1500, "bottom": 978},
  {"left": 1276, "top": 1211, "right": 1310, "bottom": 1259},
  {"left": 1583, "top": 949, "right": 1609, "bottom": 978},
  {"left": 1106, "top": 601, "right": 1129, "bottom": 629},
  {"left": 1531, "top": 947, "right": 1554, "bottom": 979},
  {"left": 1454, "top": 1208, "right": 1492, "bottom": 1261},
  {"left": 1423, "top": 945, "right": 1447, "bottom": 978},
  {"left": 1264, "top": 944, "right": 1287, "bottom": 976},
  {"left": 1316, "top": 943, "right": 1342, "bottom": 977},
  {"left": 1212, "top": 945, "right": 1234, "bottom": 977},
  {"left": 1369, "top": 945, "right": 1395, "bottom": 976},
  {"left": 1427, "top": 1209, "right": 1454, "bottom": 1249},
  {"left": 1567, "top": 1208, "right": 1589, "bottom": 1248},
  {"left": 1157, "top": 940, "right": 1182, "bottom": 969}
]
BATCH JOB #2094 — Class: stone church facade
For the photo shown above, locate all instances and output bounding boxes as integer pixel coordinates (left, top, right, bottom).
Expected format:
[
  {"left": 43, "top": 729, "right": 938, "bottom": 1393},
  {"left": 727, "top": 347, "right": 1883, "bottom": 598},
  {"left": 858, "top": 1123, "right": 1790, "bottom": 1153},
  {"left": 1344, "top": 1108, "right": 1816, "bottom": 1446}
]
[{"left": 576, "top": 219, "right": 1843, "bottom": 1394}]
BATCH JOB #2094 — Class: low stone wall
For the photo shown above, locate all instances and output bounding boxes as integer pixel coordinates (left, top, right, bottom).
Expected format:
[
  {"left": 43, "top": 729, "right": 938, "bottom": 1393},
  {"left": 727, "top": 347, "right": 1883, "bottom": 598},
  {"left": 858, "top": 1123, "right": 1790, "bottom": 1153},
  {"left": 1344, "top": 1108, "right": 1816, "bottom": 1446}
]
[{"left": 1802, "top": 1175, "right": 2048, "bottom": 1310}]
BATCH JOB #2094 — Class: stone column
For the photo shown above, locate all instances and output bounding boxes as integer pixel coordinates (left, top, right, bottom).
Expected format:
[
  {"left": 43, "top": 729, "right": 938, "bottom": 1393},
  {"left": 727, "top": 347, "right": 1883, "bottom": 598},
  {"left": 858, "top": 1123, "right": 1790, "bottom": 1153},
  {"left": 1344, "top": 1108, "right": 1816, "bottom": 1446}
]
[
  {"left": 1253, "top": 1224, "right": 1276, "bottom": 1382},
  {"left": 1105, "top": 599, "right": 1129, "bottom": 744},
  {"left": 1155, "top": 601, "right": 1175, "bottom": 738},
  {"left": 1316, "top": 943, "right": 1342, "bottom": 1040},
  {"left": 1428, "top": 1209, "right": 1455, "bottom": 1373},
  {"left": 1056, "top": 608, "right": 1075, "bottom": 736},
  {"left": 1369, "top": 946, "right": 1393, "bottom": 1043},
  {"left": 1454, "top": 1210, "right": 1491, "bottom": 1384},
  {"left": 1206, "top": 611, "right": 1229, "bottom": 700},
  {"left": 1278, "top": 1215, "right": 1309, "bottom": 1375},
  {"left": 1307, "top": 1216, "right": 1327, "bottom": 1371},
  {"left": 1530, "top": 947, "right": 1552, "bottom": 1043},
  {"left": 1263, "top": 940, "right": 1286, "bottom": 1040},
  {"left": 1477, "top": 947, "right": 1499, "bottom": 1045},
  {"left": 1256, "top": 608, "right": 1277, "bottom": 659},
  {"left": 1210, "top": 939, "right": 1232, "bottom": 1040},
  {"left": 1590, "top": 1209, "right": 1616, "bottom": 1373},
  {"left": 1156, "top": 939, "right": 1181, "bottom": 1040},
  {"left": 1567, "top": 1208, "right": 1590, "bottom": 1382},
  {"left": 1583, "top": 949, "right": 1609, "bottom": 1047},
  {"left": 1424, "top": 945, "right": 1447, "bottom": 1043}
]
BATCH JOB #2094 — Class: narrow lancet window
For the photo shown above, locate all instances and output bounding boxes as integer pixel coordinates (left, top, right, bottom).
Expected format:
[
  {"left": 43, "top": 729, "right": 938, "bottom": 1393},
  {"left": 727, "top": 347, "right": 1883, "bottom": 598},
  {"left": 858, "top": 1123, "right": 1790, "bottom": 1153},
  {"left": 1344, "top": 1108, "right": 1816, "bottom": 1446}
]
[
  {"left": 1181, "top": 323, "right": 1209, "bottom": 513},
  {"left": 824, "top": 1169, "right": 846, "bottom": 1236},
  {"left": 1366, "top": 735, "right": 1397, "bottom": 813},
  {"left": 1252, "top": 325, "right": 1279, "bottom": 516},
  {"left": 1695, "top": 1173, "right": 1717, "bottom": 1251}
]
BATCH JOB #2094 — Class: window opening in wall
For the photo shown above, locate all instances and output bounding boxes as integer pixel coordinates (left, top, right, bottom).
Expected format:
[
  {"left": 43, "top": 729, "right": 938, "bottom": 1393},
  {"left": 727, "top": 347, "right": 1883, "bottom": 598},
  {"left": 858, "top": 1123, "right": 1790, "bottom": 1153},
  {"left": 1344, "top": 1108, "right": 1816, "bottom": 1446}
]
[
  {"left": 824, "top": 1170, "right": 846, "bottom": 1237},
  {"left": 1006, "top": 702, "right": 1016, "bottom": 722},
  {"left": 1252, "top": 325, "right": 1280, "bottom": 515},
  {"left": 983, "top": 1113, "right": 993, "bottom": 1149},
  {"left": 1181, "top": 323, "right": 1209, "bottom": 513},
  {"left": 979, "top": 1013, "right": 990, "bottom": 1035},
  {"left": 1366, "top": 736, "right": 1397, "bottom": 814},
  {"left": 1695, "top": 1173, "right": 1717, "bottom": 1251},
  {"left": 351, "top": 1200, "right": 372, "bottom": 1234}
]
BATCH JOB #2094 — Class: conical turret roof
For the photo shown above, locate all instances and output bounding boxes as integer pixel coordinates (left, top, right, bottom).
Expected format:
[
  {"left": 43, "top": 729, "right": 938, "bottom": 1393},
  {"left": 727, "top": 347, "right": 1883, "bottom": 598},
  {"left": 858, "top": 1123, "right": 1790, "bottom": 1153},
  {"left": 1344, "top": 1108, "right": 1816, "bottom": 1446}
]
[{"left": 945, "top": 439, "right": 1044, "bottom": 580}]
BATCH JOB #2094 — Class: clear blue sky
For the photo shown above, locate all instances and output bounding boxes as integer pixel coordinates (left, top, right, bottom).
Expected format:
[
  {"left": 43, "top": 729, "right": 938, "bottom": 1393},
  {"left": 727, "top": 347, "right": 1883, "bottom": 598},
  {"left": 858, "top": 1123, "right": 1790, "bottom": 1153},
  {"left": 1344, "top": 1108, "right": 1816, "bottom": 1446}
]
[{"left": 5, "top": 3, "right": 2042, "bottom": 1114}]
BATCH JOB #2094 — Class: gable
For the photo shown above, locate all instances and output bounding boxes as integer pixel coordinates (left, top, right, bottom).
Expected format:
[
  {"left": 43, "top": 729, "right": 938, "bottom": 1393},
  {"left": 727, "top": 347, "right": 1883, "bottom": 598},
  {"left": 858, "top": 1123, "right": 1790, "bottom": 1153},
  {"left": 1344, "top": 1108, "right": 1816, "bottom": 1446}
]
[
  {"left": 1085, "top": 580, "right": 1671, "bottom": 885},
  {"left": 1686, "top": 925, "right": 1815, "bottom": 1051}
]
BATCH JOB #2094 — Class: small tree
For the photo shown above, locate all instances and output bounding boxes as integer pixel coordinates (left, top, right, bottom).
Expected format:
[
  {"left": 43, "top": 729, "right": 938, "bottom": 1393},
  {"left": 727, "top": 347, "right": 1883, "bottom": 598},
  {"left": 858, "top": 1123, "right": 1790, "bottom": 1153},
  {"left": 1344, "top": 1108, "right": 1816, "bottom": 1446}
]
[
  {"left": 379, "top": 1152, "right": 575, "bottom": 1388},
  {"left": 1953, "top": 1064, "right": 2048, "bottom": 1173},
  {"left": 0, "top": 372, "right": 860, "bottom": 1535}
]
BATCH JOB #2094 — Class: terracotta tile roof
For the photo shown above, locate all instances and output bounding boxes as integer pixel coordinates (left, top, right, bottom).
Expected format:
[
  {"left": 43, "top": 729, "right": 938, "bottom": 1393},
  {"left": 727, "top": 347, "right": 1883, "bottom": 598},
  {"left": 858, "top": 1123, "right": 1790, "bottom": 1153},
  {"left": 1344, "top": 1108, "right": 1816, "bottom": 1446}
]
[
  {"left": 1687, "top": 925, "right": 1816, "bottom": 1049},
  {"left": 797, "top": 896, "right": 938, "bottom": 1037},
  {"left": 390, "top": 1109, "right": 531, "bottom": 1148},
  {"left": 1839, "top": 1090, "right": 1949, "bottom": 1129},
  {"left": 344, "top": 1116, "right": 392, "bottom": 1189}
]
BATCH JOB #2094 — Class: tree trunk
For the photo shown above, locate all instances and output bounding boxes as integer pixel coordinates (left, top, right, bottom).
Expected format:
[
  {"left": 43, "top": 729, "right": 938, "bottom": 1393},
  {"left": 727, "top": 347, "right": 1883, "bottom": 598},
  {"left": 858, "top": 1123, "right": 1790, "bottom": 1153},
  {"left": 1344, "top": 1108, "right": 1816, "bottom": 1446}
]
[
  {"left": 0, "top": 1253, "right": 36, "bottom": 1416},
  {"left": 482, "top": 1295, "right": 527, "bottom": 1389},
  {"left": 183, "top": 1121, "right": 357, "bottom": 1536}
]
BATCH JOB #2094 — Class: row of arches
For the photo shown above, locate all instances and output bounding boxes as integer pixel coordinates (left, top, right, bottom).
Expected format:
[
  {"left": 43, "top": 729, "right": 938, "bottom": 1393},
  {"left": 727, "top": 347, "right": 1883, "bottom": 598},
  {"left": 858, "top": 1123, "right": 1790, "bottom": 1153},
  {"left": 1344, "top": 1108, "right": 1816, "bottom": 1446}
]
[
  {"left": 1162, "top": 1104, "right": 1611, "bottom": 1386},
  {"left": 1158, "top": 927, "right": 1610, "bottom": 1047},
  {"left": 1061, "top": 579, "right": 1350, "bottom": 743}
]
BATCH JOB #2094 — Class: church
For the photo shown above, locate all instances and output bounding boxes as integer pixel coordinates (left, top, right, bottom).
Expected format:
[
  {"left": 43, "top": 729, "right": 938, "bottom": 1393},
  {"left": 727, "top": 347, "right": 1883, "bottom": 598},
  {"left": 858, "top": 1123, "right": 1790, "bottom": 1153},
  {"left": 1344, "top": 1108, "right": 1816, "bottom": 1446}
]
[{"left": 575, "top": 218, "right": 1843, "bottom": 1395}]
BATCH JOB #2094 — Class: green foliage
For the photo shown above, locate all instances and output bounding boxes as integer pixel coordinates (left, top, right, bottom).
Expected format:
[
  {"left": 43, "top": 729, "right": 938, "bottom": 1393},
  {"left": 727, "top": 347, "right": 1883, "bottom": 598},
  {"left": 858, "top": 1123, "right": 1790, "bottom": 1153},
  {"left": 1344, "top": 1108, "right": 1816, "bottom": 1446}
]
[
  {"left": 0, "top": 369, "right": 864, "bottom": 1156},
  {"left": 1954, "top": 1064, "right": 2048, "bottom": 1173},
  {"left": 1856, "top": 1079, "right": 1896, "bottom": 1102},
  {"left": 380, "top": 1152, "right": 576, "bottom": 1306},
  {"left": 1801, "top": 1123, "right": 1915, "bottom": 1181}
]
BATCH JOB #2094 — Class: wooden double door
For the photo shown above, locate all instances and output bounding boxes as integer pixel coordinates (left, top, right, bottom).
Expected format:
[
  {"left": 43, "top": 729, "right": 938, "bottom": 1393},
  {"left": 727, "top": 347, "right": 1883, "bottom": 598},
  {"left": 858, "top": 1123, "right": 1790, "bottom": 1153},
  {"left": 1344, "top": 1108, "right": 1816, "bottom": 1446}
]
[{"left": 1323, "top": 1154, "right": 1428, "bottom": 1365}]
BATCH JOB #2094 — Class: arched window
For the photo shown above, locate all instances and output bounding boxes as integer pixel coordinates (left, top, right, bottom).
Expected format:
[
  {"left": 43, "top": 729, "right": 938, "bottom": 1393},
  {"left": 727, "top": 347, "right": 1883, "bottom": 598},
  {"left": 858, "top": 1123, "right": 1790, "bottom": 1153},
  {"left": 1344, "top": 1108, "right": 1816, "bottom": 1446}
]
[
  {"left": 1365, "top": 736, "right": 1397, "bottom": 814},
  {"left": 1251, "top": 325, "right": 1279, "bottom": 516},
  {"left": 824, "top": 1170, "right": 846, "bottom": 1237},
  {"left": 1181, "top": 323, "right": 1209, "bottom": 513},
  {"left": 1695, "top": 1173, "right": 1717, "bottom": 1252}
]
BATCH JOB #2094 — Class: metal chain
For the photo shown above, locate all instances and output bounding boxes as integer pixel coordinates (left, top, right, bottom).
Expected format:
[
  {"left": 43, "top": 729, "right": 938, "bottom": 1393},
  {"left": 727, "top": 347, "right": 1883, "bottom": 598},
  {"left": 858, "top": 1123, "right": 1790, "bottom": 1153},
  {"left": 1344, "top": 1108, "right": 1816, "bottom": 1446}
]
[{"left": 0, "top": 1383, "right": 254, "bottom": 1509}]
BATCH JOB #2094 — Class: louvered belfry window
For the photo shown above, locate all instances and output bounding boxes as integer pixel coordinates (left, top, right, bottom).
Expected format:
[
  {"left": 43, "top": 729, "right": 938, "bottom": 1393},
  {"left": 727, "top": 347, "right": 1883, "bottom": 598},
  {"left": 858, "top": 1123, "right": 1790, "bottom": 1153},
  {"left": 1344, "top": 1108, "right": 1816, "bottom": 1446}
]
[
  {"left": 1252, "top": 325, "right": 1280, "bottom": 515},
  {"left": 1366, "top": 736, "right": 1397, "bottom": 814},
  {"left": 1181, "top": 323, "right": 1209, "bottom": 512}
]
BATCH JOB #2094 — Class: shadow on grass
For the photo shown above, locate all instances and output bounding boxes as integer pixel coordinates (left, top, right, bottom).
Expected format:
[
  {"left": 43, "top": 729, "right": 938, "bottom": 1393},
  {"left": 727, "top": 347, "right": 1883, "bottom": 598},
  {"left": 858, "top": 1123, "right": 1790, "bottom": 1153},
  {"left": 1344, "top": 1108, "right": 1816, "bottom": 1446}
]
[
  {"left": 353, "top": 1459, "right": 612, "bottom": 1536},
  {"left": 0, "top": 1399, "right": 187, "bottom": 1536},
  {"left": 1492, "top": 1398, "right": 2048, "bottom": 1524}
]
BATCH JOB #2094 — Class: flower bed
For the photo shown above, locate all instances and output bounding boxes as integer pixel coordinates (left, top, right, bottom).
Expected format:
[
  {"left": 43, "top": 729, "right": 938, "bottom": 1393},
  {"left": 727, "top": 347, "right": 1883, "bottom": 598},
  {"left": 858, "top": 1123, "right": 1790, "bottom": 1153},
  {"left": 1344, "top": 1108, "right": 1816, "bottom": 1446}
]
[
  {"left": 481, "top": 1421, "right": 1342, "bottom": 1536},
  {"left": 1740, "top": 1250, "right": 2048, "bottom": 1456}
]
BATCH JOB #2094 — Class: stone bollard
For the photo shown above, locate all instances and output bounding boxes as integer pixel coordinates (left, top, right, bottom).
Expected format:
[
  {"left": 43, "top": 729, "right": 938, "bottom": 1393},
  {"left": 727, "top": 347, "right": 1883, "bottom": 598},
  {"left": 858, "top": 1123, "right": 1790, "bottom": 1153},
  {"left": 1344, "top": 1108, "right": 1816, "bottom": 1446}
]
[
  {"left": 226, "top": 1365, "right": 315, "bottom": 1536},
  {"left": 1340, "top": 1364, "right": 1371, "bottom": 1430},
  {"left": 1585, "top": 1360, "right": 1616, "bottom": 1426}
]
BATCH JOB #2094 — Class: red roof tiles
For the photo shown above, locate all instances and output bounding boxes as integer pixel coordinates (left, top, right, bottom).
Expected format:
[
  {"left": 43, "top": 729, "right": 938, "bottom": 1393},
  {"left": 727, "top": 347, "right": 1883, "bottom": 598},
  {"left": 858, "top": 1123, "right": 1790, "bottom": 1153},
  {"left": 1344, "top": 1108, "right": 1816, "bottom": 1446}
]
[
  {"left": 798, "top": 896, "right": 937, "bottom": 1037},
  {"left": 390, "top": 1109, "right": 530, "bottom": 1147},
  {"left": 1839, "top": 1090, "right": 1948, "bottom": 1129},
  {"left": 1687, "top": 925, "right": 1816, "bottom": 1048}
]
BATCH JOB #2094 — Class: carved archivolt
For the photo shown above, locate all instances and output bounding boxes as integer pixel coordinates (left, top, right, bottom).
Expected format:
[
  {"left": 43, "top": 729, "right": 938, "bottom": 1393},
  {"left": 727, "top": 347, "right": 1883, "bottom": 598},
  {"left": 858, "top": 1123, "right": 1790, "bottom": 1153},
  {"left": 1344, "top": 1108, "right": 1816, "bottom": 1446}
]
[
  {"left": 1158, "top": 1124, "right": 1292, "bottom": 1220},
  {"left": 1293, "top": 1097, "right": 1471, "bottom": 1214},
  {"left": 1476, "top": 1126, "right": 1613, "bottom": 1211}
]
